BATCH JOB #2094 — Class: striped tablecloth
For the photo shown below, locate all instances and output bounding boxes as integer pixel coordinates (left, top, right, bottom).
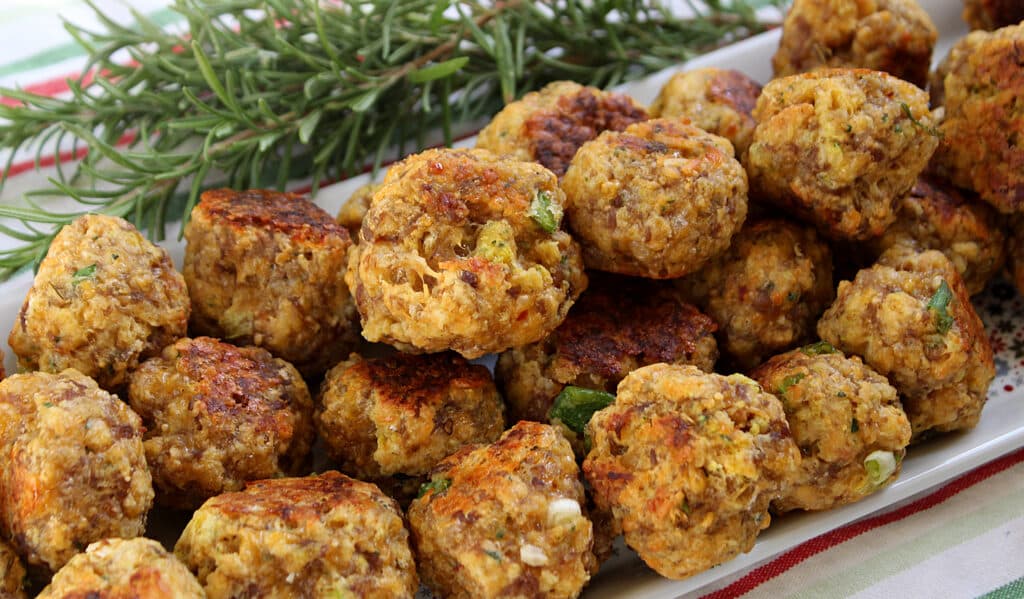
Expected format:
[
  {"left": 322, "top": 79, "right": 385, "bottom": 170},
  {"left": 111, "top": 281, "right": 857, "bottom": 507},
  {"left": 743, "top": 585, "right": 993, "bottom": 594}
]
[{"left": 1, "top": 2, "right": 1022, "bottom": 597}]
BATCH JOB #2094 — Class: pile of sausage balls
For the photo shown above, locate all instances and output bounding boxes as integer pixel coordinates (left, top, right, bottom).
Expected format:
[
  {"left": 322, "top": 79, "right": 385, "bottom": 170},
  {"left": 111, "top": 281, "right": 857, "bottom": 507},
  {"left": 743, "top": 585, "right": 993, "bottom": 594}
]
[{"left": 0, "top": 1, "right": 1020, "bottom": 597}]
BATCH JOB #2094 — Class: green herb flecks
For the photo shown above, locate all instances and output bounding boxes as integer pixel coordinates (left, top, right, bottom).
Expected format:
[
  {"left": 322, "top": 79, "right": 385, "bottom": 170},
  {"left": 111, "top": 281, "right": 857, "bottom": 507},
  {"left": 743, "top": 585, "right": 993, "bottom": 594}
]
[
  {"left": 777, "top": 372, "right": 806, "bottom": 398},
  {"left": 900, "top": 102, "right": 943, "bottom": 138},
  {"left": 927, "top": 279, "right": 954, "bottom": 335},
  {"left": 679, "top": 498, "right": 692, "bottom": 515},
  {"left": 800, "top": 340, "right": 836, "bottom": 356},
  {"left": 71, "top": 263, "right": 97, "bottom": 286},
  {"left": 851, "top": 418, "right": 859, "bottom": 433},
  {"left": 529, "top": 190, "right": 559, "bottom": 233},
  {"left": 548, "top": 386, "right": 615, "bottom": 434},
  {"left": 484, "top": 549, "right": 503, "bottom": 561},
  {"left": 417, "top": 477, "right": 451, "bottom": 498}
]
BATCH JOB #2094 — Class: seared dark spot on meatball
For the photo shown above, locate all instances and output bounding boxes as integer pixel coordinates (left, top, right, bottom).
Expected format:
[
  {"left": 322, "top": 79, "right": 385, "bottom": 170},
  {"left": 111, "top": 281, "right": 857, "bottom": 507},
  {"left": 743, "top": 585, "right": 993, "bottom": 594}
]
[
  {"left": 199, "top": 188, "right": 349, "bottom": 243},
  {"left": 358, "top": 353, "right": 494, "bottom": 410},
  {"left": 708, "top": 69, "right": 762, "bottom": 116}
]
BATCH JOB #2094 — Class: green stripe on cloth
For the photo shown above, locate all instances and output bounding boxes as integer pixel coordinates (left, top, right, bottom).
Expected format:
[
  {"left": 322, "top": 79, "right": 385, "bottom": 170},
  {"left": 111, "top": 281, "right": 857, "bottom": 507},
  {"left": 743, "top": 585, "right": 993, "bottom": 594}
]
[
  {"left": 978, "top": 576, "right": 1024, "bottom": 599},
  {"left": 0, "top": 7, "right": 182, "bottom": 78}
]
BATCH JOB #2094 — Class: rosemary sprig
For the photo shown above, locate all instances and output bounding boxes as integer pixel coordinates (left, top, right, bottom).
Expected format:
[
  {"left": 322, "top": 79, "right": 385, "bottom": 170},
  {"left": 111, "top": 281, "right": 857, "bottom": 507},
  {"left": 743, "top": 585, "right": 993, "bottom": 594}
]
[{"left": 0, "top": 0, "right": 784, "bottom": 279}]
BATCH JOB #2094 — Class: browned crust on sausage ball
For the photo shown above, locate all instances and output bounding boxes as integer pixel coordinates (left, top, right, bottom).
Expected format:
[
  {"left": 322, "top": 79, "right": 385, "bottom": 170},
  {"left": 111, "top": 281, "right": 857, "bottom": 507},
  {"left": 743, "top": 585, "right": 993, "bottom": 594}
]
[
  {"left": 496, "top": 275, "right": 718, "bottom": 423},
  {"left": 963, "top": 0, "right": 1024, "bottom": 31},
  {"left": 128, "top": 336, "right": 314, "bottom": 509},
  {"left": 409, "top": 421, "right": 595, "bottom": 599},
  {"left": 476, "top": 80, "right": 649, "bottom": 177},
  {"left": 8, "top": 214, "right": 189, "bottom": 391},
  {"left": 184, "top": 188, "right": 358, "bottom": 376},
  {"left": 175, "top": 471, "right": 417, "bottom": 598}
]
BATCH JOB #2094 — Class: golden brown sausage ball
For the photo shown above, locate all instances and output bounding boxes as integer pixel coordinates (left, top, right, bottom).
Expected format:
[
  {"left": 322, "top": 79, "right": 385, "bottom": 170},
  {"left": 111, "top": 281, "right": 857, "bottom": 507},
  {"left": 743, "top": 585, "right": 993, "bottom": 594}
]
[
  {"left": 476, "top": 80, "right": 648, "bottom": 178},
  {"left": 316, "top": 352, "right": 504, "bottom": 488},
  {"left": 750, "top": 343, "right": 911, "bottom": 512},
  {"left": 346, "top": 148, "right": 587, "bottom": 358},
  {"left": 930, "top": 24, "right": 1024, "bottom": 214},
  {"left": 680, "top": 219, "right": 834, "bottom": 369},
  {"left": 962, "top": 0, "right": 1024, "bottom": 30},
  {"left": 1010, "top": 216, "right": 1024, "bottom": 296},
  {"left": 0, "top": 370, "right": 152, "bottom": 575},
  {"left": 127, "top": 336, "right": 314, "bottom": 509},
  {"left": 583, "top": 364, "right": 799, "bottom": 580},
  {"left": 561, "top": 118, "right": 748, "bottom": 278},
  {"left": 818, "top": 247, "right": 995, "bottom": 437},
  {"left": 8, "top": 214, "right": 188, "bottom": 391},
  {"left": 746, "top": 69, "right": 939, "bottom": 240},
  {"left": 496, "top": 274, "right": 718, "bottom": 424},
  {"left": 649, "top": 68, "right": 762, "bottom": 157},
  {"left": 772, "top": 0, "right": 937, "bottom": 88},
  {"left": 865, "top": 175, "right": 1007, "bottom": 295},
  {"left": 336, "top": 181, "right": 381, "bottom": 240},
  {"left": 408, "top": 421, "right": 595, "bottom": 599},
  {"left": 0, "top": 539, "right": 26, "bottom": 599},
  {"left": 37, "top": 538, "right": 204, "bottom": 599},
  {"left": 175, "top": 471, "right": 417, "bottom": 598},
  {"left": 184, "top": 189, "right": 358, "bottom": 376}
]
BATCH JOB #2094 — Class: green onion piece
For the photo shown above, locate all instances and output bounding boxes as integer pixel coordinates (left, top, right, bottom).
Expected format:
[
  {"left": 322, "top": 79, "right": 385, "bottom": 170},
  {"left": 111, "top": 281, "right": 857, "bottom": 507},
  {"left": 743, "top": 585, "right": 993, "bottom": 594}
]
[
  {"left": 851, "top": 418, "right": 859, "bottom": 433},
  {"left": 529, "top": 190, "right": 560, "bottom": 233},
  {"left": 679, "top": 498, "right": 692, "bottom": 515},
  {"left": 417, "top": 477, "right": 451, "bottom": 498},
  {"left": 927, "top": 279, "right": 954, "bottom": 335},
  {"left": 548, "top": 386, "right": 615, "bottom": 434},
  {"left": 864, "top": 450, "right": 897, "bottom": 486},
  {"left": 777, "top": 372, "right": 806, "bottom": 398},
  {"left": 800, "top": 340, "right": 836, "bottom": 356},
  {"left": 900, "top": 102, "right": 943, "bottom": 137},
  {"left": 71, "top": 264, "right": 97, "bottom": 286}
]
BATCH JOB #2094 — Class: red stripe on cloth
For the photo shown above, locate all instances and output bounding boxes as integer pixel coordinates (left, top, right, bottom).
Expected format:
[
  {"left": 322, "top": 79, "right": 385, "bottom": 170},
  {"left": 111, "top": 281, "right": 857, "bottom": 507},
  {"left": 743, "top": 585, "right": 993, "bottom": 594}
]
[
  {"left": 0, "top": 132, "right": 137, "bottom": 180},
  {"left": 1, "top": 71, "right": 88, "bottom": 106},
  {"left": 703, "top": 447, "right": 1024, "bottom": 599}
]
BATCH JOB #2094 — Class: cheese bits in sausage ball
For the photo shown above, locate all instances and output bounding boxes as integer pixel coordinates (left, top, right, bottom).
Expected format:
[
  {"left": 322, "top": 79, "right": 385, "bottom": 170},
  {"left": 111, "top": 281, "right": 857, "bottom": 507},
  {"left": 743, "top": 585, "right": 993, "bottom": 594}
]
[
  {"left": 37, "top": 538, "right": 203, "bottom": 599},
  {"left": 680, "top": 218, "right": 834, "bottom": 370},
  {"left": 818, "top": 247, "right": 995, "bottom": 438},
  {"left": 772, "top": 0, "right": 937, "bottom": 88},
  {"left": 409, "top": 421, "right": 595, "bottom": 599},
  {"left": 8, "top": 214, "right": 188, "bottom": 391},
  {"left": 750, "top": 343, "right": 911, "bottom": 512},
  {"left": 176, "top": 471, "right": 417, "bottom": 598},
  {"left": 127, "top": 336, "right": 314, "bottom": 509},
  {"left": 583, "top": 365, "right": 799, "bottom": 580},
  {"left": 316, "top": 352, "right": 504, "bottom": 498},
  {"left": 746, "top": 69, "right": 938, "bottom": 240},
  {"left": 562, "top": 118, "right": 748, "bottom": 278},
  {"left": 0, "top": 539, "right": 26, "bottom": 599},
  {"left": 0, "top": 370, "right": 153, "bottom": 575},
  {"left": 476, "top": 80, "right": 648, "bottom": 178},
  {"left": 184, "top": 189, "right": 358, "bottom": 376},
  {"left": 347, "top": 148, "right": 586, "bottom": 358}
]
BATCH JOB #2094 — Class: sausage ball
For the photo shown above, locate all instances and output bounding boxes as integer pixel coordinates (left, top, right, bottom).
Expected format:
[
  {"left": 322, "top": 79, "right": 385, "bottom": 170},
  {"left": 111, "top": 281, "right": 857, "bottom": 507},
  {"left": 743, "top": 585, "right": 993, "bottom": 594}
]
[
  {"left": 175, "top": 471, "right": 417, "bottom": 598},
  {"left": 0, "top": 370, "right": 153, "bottom": 575},
  {"left": 408, "top": 421, "right": 595, "bottom": 599},
  {"left": 1010, "top": 216, "right": 1024, "bottom": 297},
  {"left": 337, "top": 181, "right": 381, "bottom": 240},
  {"left": 476, "top": 80, "right": 648, "bottom": 178},
  {"left": 818, "top": 247, "right": 995, "bottom": 437},
  {"left": 184, "top": 188, "right": 358, "bottom": 376},
  {"left": 0, "top": 539, "right": 26, "bottom": 599},
  {"left": 649, "top": 68, "right": 762, "bottom": 158},
  {"left": 316, "top": 352, "right": 504, "bottom": 491},
  {"left": 772, "top": 0, "right": 937, "bottom": 88},
  {"left": 8, "top": 214, "right": 188, "bottom": 391},
  {"left": 583, "top": 364, "right": 799, "bottom": 580},
  {"left": 127, "top": 336, "right": 314, "bottom": 509},
  {"left": 746, "top": 69, "right": 939, "bottom": 240},
  {"left": 496, "top": 274, "right": 718, "bottom": 424},
  {"left": 37, "top": 538, "right": 203, "bottom": 599},
  {"left": 346, "top": 148, "right": 587, "bottom": 358},
  {"left": 962, "top": 0, "right": 1024, "bottom": 30},
  {"left": 562, "top": 118, "right": 748, "bottom": 278},
  {"left": 929, "top": 24, "right": 1024, "bottom": 214},
  {"left": 750, "top": 343, "right": 911, "bottom": 512},
  {"left": 865, "top": 175, "right": 1007, "bottom": 295},
  {"left": 680, "top": 219, "right": 834, "bottom": 370}
]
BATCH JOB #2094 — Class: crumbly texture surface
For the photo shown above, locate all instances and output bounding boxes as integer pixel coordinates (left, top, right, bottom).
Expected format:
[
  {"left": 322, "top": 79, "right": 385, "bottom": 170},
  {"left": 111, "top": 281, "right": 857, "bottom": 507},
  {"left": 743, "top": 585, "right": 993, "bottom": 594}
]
[
  {"left": 37, "top": 538, "right": 204, "bottom": 598},
  {"left": 316, "top": 352, "right": 504, "bottom": 482},
  {"left": 680, "top": 219, "right": 834, "bottom": 369},
  {"left": 128, "top": 337, "right": 314, "bottom": 509},
  {"left": 772, "top": 0, "right": 937, "bottom": 88},
  {"left": 962, "top": 0, "right": 1024, "bottom": 31},
  {"left": 561, "top": 118, "right": 748, "bottom": 278},
  {"left": 750, "top": 347, "right": 911, "bottom": 512},
  {"left": 8, "top": 214, "right": 189, "bottom": 391},
  {"left": 1010, "top": 217, "right": 1024, "bottom": 297},
  {"left": 346, "top": 148, "right": 587, "bottom": 358},
  {"left": 0, "top": 539, "right": 25, "bottom": 599},
  {"left": 865, "top": 175, "right": 1007, "bottom": 295},
  {"left": 476, "top": 80, "right": 648, "bottom": 178},
  {"left": 930, "top": 24, "right": 1024, "bottom": 214},
  {"left": 184, "top": 188, "right": 358, "bottom": 376},
  {"left": 337, "top": 182, "right": 381, "bottom": 240},
  {"left": 650, "top": 68, "right": 762, "bottom": 157},
  {"left": 746, "top": 69, "right": 938, "bottom": 241},
  {"left": 496, "top": 274, "right": 718, "bottom": 424},
  {"left": 0, "top": 370, "right": 153, "bottom": 575},
  {"left": 408, "top": 421, "right": 595, "bottom": 599},
  {"left": 175, "top": 472, "right": 417, "bottom": 599},
  {"left": 583, "top": 364, "right": 799, "bottom": 580},
  {"left": 818, "top": 248, "right": 995, "bottom": 437}
]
